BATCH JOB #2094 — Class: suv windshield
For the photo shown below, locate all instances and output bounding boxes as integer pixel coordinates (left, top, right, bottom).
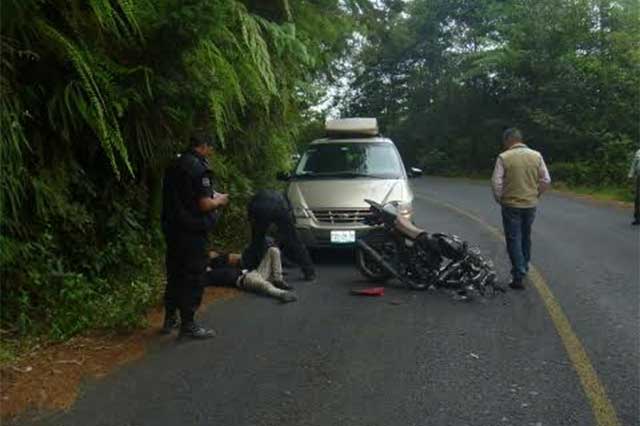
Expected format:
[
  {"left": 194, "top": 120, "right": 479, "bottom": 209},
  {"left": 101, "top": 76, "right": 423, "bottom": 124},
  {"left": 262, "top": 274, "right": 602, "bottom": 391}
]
[{"left": 294, "top": 142, "right": 404, "bottom": 179}]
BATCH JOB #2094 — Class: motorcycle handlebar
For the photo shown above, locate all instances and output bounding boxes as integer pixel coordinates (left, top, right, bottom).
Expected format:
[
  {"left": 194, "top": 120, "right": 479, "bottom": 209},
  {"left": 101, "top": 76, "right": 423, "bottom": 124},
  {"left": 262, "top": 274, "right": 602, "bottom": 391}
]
[{"left": 364, "top": 198, "right": 383, "bottom": 211}]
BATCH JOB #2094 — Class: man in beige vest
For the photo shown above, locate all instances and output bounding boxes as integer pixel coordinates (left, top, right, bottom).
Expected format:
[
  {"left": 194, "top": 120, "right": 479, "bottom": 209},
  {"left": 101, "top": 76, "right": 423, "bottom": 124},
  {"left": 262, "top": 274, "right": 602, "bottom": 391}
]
[{"left": 491, "top": 128, "right": 551, "bottom": 289}]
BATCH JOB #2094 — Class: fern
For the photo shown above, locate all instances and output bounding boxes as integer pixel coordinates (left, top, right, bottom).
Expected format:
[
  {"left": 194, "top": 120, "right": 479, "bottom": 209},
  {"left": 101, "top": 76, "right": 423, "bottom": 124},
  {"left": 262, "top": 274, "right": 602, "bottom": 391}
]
[
  {"left": 36, "top": 19, "right": 132, "bottom": 178},
  {"left": 0, "top": 38, "right": 30, "bottom": 228},
  {"left": 234, "top": 3, "right": 278, "bottom": 96},
  {"left": 87, "top": 0, "right": 147, "bottom": 43}
]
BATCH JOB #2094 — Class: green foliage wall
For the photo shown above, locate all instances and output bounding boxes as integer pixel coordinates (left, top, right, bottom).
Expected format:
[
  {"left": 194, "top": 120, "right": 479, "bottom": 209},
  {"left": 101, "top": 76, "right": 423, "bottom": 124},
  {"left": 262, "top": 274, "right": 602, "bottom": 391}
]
[
  {"left": 342, "top": 0, "right": 640, "bottom": 186},
  {"left": 0, "top": 0, "right": 357, "bottom": 339}
]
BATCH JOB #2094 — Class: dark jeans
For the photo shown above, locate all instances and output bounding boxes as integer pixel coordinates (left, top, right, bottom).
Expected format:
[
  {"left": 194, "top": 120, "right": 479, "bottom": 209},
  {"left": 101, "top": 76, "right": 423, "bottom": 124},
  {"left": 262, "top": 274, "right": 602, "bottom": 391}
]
[
  {"left": 164, "top": 233, "right": 207, "bottom": 326},
  {"left": 634, "top": 177, "right": 640, "bottom": 222},
  {"left": 501, "top": 206, "right": 537, "bottom": 281}
]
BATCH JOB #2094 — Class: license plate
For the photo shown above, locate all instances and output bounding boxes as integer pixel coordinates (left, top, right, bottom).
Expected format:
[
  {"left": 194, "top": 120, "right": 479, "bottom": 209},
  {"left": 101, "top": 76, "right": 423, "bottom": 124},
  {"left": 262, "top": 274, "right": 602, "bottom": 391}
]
[{"left": 331, "top": 230, "right": 356, "bottom": 243}]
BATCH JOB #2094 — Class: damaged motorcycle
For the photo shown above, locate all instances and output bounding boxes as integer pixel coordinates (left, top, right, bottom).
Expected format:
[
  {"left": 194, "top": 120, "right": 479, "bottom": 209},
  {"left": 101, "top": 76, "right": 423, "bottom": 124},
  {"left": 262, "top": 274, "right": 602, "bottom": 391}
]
[{"left": 355, "top": 199, "right": 500, "bottom": 299}]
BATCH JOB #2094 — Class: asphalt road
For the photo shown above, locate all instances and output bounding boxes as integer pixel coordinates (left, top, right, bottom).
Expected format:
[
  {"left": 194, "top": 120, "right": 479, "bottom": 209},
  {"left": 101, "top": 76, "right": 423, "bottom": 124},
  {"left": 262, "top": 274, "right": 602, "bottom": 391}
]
[{"left": 16, "top": 177, "right": 639, "bottom": 426}]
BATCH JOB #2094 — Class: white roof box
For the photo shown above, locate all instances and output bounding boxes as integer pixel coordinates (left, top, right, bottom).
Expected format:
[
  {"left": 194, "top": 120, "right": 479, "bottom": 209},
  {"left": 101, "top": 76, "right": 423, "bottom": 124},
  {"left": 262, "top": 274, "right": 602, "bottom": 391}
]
[{"left": 325, "top": 118, "right": 379, "bottom": 137}]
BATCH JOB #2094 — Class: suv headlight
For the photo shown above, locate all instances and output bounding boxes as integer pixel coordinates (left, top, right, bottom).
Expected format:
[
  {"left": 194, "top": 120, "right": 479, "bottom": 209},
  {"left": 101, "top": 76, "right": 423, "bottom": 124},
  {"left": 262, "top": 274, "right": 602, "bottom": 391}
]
[
  {"left": 293, "top": 207, "right": 311, "bottom": 218},
  {"left": 397, "top": 202, "right": 413, "bottom": 219}
]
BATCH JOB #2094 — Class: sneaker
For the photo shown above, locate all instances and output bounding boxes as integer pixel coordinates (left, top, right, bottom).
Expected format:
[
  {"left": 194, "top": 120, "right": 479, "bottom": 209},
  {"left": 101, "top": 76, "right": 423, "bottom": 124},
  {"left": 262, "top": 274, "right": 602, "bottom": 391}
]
[
  {"left": 632, "top": 220, "right": 640, "bottom": 226},
  {"left": 279, "top": 292, "right": 298, "bottom": 303},
  {"left": 272, "top": 279, "right": 293, "bottom": 290},
  {"left": 179, "top": 323, "right": 216, "bottom": 339},
  {"left": 509, "top": 279, "right": 525, "bottom": 290},
  {"left": 160, "top": 314, "right": 179, "bottom": 335}
]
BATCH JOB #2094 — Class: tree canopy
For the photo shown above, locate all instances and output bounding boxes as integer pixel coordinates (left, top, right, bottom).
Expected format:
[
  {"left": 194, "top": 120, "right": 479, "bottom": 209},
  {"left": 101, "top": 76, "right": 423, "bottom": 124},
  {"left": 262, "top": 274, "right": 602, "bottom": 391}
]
[{"left": 341, "top": 0, "right": 639, "bottom": 184}]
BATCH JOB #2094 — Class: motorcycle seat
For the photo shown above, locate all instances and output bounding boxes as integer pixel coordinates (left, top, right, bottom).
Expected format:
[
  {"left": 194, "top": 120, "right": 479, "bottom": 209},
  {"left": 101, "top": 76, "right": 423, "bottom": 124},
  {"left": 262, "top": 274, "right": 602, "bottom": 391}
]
[{"left": 394, "top": 216, "right": 426, "bottom": 240}]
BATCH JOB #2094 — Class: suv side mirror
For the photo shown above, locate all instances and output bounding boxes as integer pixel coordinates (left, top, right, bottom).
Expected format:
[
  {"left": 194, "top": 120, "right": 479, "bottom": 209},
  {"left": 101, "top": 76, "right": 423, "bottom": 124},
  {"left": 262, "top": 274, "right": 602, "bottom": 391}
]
[
  {"left": 276, "top": 171, "right": 291, "bottom": 181},
  {"left": 409, "top": 167, "right": 423, "bottom": 178}
]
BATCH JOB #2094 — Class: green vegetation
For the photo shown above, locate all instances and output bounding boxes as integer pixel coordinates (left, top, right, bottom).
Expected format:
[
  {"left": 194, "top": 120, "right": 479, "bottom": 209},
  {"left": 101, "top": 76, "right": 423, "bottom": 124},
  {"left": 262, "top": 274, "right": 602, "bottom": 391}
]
[
  {"left": 1, "top": 0, "right": 638, "bottom": 346},
  {"left": 552, "top": 182, "right": 634, "bottom": 203},
  {"left": 0, "top": 0, "right": 363, "bottom": 341},
  {"left": 341, "top": 0, "right": 639, "bottom": 190}
]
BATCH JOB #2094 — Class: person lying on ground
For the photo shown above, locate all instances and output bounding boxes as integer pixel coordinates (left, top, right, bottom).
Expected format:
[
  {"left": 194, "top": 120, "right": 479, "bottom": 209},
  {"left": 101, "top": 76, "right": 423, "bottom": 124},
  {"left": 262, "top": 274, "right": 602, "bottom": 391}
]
[{"left": 205, "top": 246, "right": 297, "bottom": 303}]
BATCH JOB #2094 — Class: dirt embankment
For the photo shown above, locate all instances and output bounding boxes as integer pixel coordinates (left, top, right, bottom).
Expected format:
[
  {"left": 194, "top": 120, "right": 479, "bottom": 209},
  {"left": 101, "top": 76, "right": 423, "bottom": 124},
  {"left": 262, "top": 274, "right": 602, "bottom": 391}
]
[{"left": 0, "top": 286, "right": 240, "bottom": 419}]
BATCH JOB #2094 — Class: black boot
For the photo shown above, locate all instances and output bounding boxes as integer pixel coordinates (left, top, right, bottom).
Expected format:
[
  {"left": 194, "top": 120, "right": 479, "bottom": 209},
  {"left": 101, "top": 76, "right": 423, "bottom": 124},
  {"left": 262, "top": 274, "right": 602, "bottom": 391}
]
[
  {"left": 179, "top": 322, "right": 216, "bottom": 339},
  {"left": 509, "top": 279, "right": 525, "bottom": 290},
  {"left": 302, "top": 269, "right": 317, "bottom": 283},
  {"left": 160, "top": 311, "right": 179, "bottom": 334}
]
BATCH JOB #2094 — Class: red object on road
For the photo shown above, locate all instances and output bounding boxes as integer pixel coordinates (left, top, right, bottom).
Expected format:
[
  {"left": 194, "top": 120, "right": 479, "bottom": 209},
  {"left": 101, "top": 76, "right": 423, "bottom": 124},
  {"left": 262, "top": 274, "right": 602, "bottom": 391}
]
[{"left": 350, "top": 287, "right": 385, "bottom": 296}]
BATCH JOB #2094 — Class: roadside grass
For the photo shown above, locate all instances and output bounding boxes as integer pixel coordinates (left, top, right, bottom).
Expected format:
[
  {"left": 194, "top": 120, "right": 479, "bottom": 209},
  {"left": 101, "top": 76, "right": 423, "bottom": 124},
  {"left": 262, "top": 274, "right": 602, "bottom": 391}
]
[
  {"left": 0, "top": 340, "right": 19, "bottom": 365},
  {"left": 552, "top": 182, "right": 634, "bottom": 203},
  {"left": 433, "top": 173, "right": 634, "bottom": 204}
]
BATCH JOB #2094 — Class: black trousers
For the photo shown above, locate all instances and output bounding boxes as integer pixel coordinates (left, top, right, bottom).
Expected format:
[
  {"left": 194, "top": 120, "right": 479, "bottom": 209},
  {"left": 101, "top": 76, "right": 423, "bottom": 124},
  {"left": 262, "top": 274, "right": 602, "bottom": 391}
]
[
  {"left": 248, "top": 208, "right": 314, "bottom": 275},
  {"left": 164, "top": 233, "right": 207, "bottom": 326}
]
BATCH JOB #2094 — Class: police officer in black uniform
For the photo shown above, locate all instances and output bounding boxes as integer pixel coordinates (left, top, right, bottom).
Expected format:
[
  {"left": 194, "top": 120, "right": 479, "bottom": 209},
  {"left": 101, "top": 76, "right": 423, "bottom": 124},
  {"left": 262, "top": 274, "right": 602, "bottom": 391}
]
[
  {"left": 161, "top": 132, "right": 229, "bottom": 339},
  {"left": 242, "top": 189, "right": 316, "bottom": 281}
]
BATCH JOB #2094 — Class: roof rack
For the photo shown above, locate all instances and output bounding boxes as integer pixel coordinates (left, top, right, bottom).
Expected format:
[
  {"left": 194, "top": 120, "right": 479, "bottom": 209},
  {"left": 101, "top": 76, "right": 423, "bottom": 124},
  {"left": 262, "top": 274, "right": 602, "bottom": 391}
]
[{"left": 325, "top": 118, "right": 379, "bottom": 137}]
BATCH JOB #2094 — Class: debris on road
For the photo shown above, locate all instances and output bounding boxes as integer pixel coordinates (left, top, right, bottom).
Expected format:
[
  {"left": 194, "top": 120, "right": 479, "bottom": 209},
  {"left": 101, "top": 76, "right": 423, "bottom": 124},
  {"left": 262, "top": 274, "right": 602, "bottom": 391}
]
[
  {"left": 350, "top": 287, "right": 385, "bottom": 296},
  {"left": 469, "top": 352, "right": 480, "bottom": 359}
]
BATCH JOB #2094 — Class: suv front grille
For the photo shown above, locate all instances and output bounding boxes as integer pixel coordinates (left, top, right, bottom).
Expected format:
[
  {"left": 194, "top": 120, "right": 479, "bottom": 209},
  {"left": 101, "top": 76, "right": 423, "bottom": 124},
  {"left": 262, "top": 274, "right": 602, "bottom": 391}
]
[{"left": 311, "top": 209, "right": 371, "bottom": 224}]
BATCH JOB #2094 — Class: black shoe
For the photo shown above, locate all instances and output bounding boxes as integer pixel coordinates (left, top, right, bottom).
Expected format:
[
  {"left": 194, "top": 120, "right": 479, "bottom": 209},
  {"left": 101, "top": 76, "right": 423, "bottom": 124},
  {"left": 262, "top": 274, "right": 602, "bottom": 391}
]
[
  {"left": 279, "top": 292, "right": 298, "bottom": 303},
  {"left": 179, "top": 323, "right": 216, "bottom": 339},
  {"left": 632, "top": 220, "right": 640, "bottom": 226},
  {"left": 160, "top": 314, "right": 179, "bottom": 335},
  {"left": 302, "top": 271, "right": 317, "bottom": 283},
  {"left": 272, "top": 279, "right": 293, "bottom": 290},
  {"left": 509, "top": 280, "right": 525, "bottom": 290}
]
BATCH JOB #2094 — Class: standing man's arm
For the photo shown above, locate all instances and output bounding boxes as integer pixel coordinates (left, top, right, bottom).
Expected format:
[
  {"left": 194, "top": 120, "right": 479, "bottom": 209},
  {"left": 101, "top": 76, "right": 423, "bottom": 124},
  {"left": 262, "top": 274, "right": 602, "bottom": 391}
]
[
  {"left": 198, "top": 193, "right": 229, "bottom": 212},
  {"left": 194, "top": 171, "right": 229, "bottom": 213},
  {"left": 491, "top": 157, "right": 504, "bottom": 204},
  {"left": 538, "top": 156, "right": 551, "bottom": 196}
]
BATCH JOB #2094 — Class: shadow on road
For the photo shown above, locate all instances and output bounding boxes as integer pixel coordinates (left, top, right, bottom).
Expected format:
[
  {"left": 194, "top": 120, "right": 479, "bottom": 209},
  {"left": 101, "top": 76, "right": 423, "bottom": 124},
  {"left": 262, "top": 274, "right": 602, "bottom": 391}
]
[{"left": 310, "top": 247, "right": 357, "bottom": 265}]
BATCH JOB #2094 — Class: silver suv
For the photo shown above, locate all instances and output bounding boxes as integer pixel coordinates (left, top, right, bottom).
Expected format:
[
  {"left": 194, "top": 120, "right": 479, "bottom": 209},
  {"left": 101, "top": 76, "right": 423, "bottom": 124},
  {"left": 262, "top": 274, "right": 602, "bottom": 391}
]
[{"left": 280, "top": 120, "right": 420, "bottom": 248}]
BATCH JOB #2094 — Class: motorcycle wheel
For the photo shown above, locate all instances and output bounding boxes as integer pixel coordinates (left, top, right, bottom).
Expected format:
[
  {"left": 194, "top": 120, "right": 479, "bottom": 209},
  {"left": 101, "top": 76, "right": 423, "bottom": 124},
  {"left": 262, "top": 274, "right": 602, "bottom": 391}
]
[
  {"left": 355, "top": 232, "right": 393, "bottom": 281},
  {"left": 405, "top": 278, "right": 430, "bottom": 291},
  {"left": 356, "top": 246, "right": 393, "bottom": 281}
]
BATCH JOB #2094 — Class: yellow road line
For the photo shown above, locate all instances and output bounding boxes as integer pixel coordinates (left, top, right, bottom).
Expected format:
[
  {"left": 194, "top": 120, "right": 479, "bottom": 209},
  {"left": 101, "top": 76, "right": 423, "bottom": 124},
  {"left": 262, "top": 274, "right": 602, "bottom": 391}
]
[{"left": 415, "top": 192, "right": 621, "bottom": 426}]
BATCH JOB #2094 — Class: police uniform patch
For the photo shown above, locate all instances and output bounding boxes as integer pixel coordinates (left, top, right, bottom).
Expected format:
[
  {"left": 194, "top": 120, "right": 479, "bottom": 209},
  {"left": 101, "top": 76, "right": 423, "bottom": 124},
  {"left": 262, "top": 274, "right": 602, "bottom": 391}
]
[{"left": 202, "top": 177, "right": 211, "bottom": 187}]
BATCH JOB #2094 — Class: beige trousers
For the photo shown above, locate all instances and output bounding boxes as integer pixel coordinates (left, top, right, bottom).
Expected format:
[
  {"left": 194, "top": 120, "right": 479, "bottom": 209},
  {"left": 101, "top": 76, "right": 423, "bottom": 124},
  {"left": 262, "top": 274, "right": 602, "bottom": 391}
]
[{"left": 237, "top": 247, "right": 287, "bottom": 299}]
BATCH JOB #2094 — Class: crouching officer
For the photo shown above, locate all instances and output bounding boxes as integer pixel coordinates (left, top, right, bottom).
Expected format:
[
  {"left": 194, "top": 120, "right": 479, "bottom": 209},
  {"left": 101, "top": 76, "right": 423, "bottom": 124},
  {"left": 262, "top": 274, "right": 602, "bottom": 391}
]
[
  {"left": 161, "top": 132, "right": 229, "bottom": 339},
  {"left": 242, "top": 189, "right": 316, "bottom": 281}
]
